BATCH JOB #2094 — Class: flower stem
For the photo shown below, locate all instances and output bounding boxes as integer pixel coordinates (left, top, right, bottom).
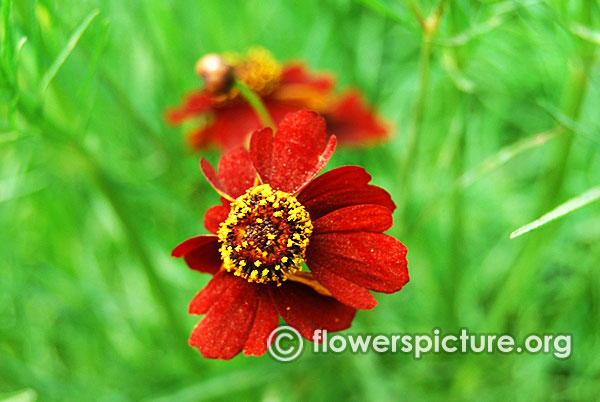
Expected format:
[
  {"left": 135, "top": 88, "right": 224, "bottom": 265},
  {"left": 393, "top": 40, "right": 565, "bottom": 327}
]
[
  {"left": 235, "top": 81, "right": 276, "bottom": 130},
  {"left": 406, "top": 0, "right": 426, "bottom": 30},
  {"left": 398, "top": 1, "right": 443, "bottom": 219}
]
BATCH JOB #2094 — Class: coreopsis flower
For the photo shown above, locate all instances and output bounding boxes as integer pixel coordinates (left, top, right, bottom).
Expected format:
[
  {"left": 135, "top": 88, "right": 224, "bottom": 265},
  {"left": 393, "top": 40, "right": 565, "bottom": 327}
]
[
  {"left": 172, "top": 110, "right": 408, "bottom": 359},
  {"left": 166, "top": 48, "right": 390, "bottom": 150}
]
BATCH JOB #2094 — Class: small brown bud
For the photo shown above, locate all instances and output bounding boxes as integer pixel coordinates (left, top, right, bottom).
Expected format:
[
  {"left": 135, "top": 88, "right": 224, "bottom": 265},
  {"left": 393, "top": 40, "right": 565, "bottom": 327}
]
[{"left": 195, "top": 54, "right": 235, "bottom": 94}]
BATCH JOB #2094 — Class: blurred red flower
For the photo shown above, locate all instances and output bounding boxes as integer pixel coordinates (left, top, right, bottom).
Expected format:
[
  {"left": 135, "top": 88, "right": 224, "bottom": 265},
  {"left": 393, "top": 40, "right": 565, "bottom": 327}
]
[
  {"left": 172, "top": 110, "right": 408, "bottom": 359},
  {"left": 166, "top": 48, "right": 391, "bottom": 150}
]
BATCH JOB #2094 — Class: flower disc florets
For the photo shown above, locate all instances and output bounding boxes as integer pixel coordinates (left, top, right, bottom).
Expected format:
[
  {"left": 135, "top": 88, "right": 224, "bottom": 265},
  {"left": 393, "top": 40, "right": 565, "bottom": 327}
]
[
  {"left": 210, "top": 48, "right": 282, "bottom": 107},
  {"left": 217, "top": 184, "right": 312, "bottom": 284},
  {"left": 233, "top": 47, "right": 282, "bottom": 97}
]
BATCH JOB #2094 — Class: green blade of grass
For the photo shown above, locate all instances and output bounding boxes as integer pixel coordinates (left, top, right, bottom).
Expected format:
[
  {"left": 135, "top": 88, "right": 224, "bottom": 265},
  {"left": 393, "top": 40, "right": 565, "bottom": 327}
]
[
  {"left": 440, "top": 51, "right": 475, "bottom": 93},
  {"left": 77, "top": 20, "right": 110, "bottom": 98},
  {"left": 435, "top": 0, "right": 542, "bottom": 46},
  {"left": 15, "top": 36, "right": 27, "bottom": 59},
  {"left": 1, "top": 0, "right": 15, "bottom": 82},
  {"left": 457, "top": 127, "right": 562, "bottom": 189},
  {"left": 0, "top": 131, "right": 20, "bottom": 143},
  {"left": 354, "top": 0, "right": 411, "bottom": 26},
  {"left": 437, "top": 14, "right": 504, "bottom": 46},
  {"left": 510, "top": 185, "right": 600, "bottom": 239},
  {"left": 0, "top": 171, "right": 48, "bottom": 203},
  {"left": 147, "top": 364, "right": 287, "bottom": 402},
  {"left": 569, "top": 23, "right": 600, "bottom": 45},
  {"left": 1, "top": 0, "right": 13, "bottom": 53},
  {"left": 0, "top": 389, "right": 37, "bottom": 402},
  {"left": 410, "top": 127, "right": 563, "bottom": 234},
  {"left": 538, "top": 99, "right": 600, "bottom": 148},
  {"left": 39, "top": 9, "right": 100, "bottom": 95}
]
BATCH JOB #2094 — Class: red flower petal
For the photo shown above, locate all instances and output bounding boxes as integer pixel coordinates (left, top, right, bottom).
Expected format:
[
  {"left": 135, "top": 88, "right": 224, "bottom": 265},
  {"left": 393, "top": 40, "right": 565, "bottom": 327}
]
[
  {"left": 200, "top": 147, "right": 257, "bottom": 200},
  {"left": 189, "top": 271, "right": 232, "bottom": 315},
  {"left": 307, "top": 205, "right": 400, "bottom": 309},
  {"left": 325, "top": 90, "right": 390, "bottom": 145},
  {"left": 298, "top": 166, "right": 395, "bottom": 220},
  {"left": 188, "top": 272, "right": 278, "bottom": 358},
  {"left": 271, "top": 64, "right": 335, "bottom": 112},
  {"left": 172, "top": 235, "right": 217, "bottom": 257},
  {"left": 186, "top": 126, "right": 212, "bottom": 149},
  {"left": 172, "top": 235, "right": 222, "bottom": 274},
  {"left": 165, "top": 91, "right": 214, "bottom": 124},
  {"left": 308, "top": 265, "right": 378, "bottom": 310},
  {"left": 204, "top": 197, "right": 230, "bottom": 234},
  {"left": 264, "top": 100, "right": 309, "bottom": 124},
  {"left": 268, "top": 281, "right": 356, "bottom": 340},
  {"left": 312, "top": 204, "right": 393, "bottom": 234},
  {"left": 211, "top": 105, "right": 264, "bottom": 150},
  {"left": 249, "top": 127, "right": 274, "bottom": 184},
  {"left": 307, "top": 232, "right": 409, "bottom": 294},
  {"left": 279, "top": 63, "right": 335, "bottom": 92},
  {"left": 266, "top": 110, "right": 337, "bottom": 194},
  {"left": 243, "top": 290, "right": 279, "bottom": 356},
  {"left": 184, "top": 100, "right": 305, "bottom": 151},
  {"left": 189, "top": 273, "right": 259, "bottom": 359}
]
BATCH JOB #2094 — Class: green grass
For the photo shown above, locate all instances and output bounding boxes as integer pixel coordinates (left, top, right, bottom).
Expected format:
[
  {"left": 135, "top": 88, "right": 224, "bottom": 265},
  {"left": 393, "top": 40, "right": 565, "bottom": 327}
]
[{"left": 1, "top": 0, "right": 600, "bottom": 401}]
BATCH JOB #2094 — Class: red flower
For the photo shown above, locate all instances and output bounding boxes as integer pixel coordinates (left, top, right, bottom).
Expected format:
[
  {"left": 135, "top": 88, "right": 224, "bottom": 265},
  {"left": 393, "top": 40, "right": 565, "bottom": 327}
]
[
  {"left": 172, "top": 110, "right": 408, "bottom": 359},
  {"left": 166, "top": 48, "right": 390, "bottom": 150}
]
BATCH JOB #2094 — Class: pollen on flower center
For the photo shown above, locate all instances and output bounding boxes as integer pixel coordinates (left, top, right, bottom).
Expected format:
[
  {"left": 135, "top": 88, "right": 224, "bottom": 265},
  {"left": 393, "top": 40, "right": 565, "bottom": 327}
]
[
  {"left": 217, "top": 184, "right": 312, "bottom": 284},
  {"left": 211, "top": 48, "right": 282, "bottom": 107},
  {"left": 233, "top": 47, "right": 282, "bottom": 96}
]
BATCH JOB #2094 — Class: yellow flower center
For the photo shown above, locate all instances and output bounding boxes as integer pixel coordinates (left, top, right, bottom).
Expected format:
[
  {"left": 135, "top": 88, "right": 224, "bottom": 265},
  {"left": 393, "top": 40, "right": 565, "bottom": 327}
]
[
  {"left": 211, "top": 48, "right": 282, "bottom": 107},
  {"left": 217, "top": 184, "right": 313, "bottom": 284},
  {"left": 233, "top": 47, "right": 282, "bottom": 96}
]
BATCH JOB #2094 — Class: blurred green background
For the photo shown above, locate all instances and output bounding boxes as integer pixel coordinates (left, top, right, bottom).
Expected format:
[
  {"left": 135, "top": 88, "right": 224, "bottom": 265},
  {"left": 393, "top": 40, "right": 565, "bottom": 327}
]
[{"left": 1, "top": 0, "right": 600, "bottom": 400}]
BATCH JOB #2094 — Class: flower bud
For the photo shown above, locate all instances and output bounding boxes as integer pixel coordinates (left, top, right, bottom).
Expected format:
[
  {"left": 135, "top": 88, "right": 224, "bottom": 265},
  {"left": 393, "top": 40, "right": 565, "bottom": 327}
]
[{"left": 195, "top": 54, "right": 235, "bottom": 94}]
